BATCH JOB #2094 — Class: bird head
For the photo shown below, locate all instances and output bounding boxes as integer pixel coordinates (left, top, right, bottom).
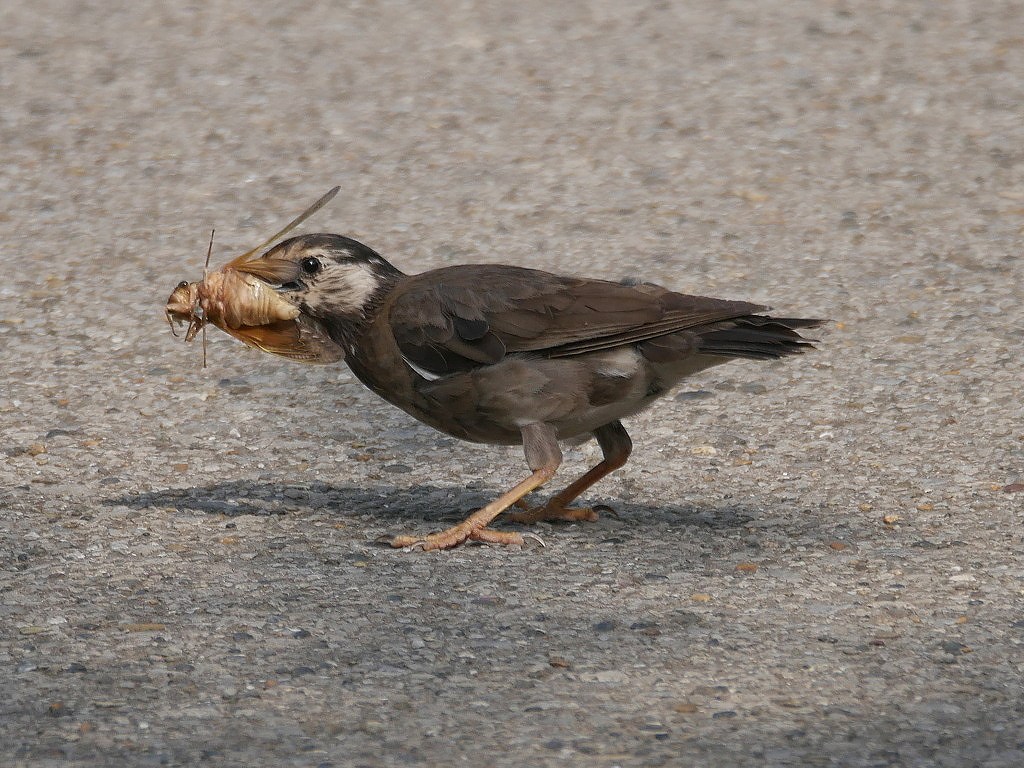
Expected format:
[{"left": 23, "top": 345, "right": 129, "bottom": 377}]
[{"left": 235, "top": 234, "right": 404, "bottom": 324}]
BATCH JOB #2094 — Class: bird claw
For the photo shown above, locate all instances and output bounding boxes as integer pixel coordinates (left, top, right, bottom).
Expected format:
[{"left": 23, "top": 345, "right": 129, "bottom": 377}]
[
  {"left": 386, "top": 525, "right": 544, "bottom": 552},
  {"left": 387, "top": 522, "right": 483, "bottom": 551},
  {"left": 378, "top": 532, "right": 429, "bottom": 549},
  {"left": 521, "top": 531, "right": 546, "bottom": 548},
  {"left": 592, "top": 503, "right": 621, "bottom": 520},
  {"left": 388, "top": 533, "right": 448, "bottom": 551},
  {"left": 504, "top": 503, "right": 600, "bottom": 524}
]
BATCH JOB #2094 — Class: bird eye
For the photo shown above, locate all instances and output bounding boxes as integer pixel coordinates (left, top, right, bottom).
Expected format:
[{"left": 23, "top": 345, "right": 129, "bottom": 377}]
[
  {"left": 300, "top": 256, "right": 322, "bottom": 275},
  {"left": 177, "top": 281, "right": 189, "bottom": 289}
]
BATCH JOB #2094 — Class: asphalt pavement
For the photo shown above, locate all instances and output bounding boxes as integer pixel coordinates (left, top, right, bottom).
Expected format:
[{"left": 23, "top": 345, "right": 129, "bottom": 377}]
[{"left": 2, "top": 1, "right": 1022, "bottom": 766}]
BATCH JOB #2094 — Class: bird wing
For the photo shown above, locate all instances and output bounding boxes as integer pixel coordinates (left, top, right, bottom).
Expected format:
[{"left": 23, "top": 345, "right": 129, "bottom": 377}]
[{"left": 386, "top": 265, "right": 766, "bottom": 376}]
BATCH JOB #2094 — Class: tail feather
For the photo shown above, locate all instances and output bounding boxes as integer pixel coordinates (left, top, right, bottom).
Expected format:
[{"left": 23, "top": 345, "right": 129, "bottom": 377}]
[{"left": 697, "top": 316, "right": 825, "bottom": 360}]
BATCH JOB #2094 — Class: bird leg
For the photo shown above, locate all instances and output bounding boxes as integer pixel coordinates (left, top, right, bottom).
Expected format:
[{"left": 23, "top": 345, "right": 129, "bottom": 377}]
[
  {"left": 389, "top": 422, "right": 562, "bottom": 551},
  {"left": 504, "top": 420, "right": 632, "bottom": 524}
]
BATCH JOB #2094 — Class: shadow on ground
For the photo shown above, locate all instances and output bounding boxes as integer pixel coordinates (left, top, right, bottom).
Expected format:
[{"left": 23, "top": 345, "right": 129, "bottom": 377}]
[{"left": 102, "top": 478, "right": 827, "bottom": 544}]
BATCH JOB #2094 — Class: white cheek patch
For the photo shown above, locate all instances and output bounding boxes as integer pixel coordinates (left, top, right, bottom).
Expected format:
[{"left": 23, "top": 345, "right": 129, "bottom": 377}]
[{"left": 307, "top": 264, "right": 381, "bottom": 316}]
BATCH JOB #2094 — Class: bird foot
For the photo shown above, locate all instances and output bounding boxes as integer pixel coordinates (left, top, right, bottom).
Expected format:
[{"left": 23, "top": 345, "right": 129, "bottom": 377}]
[
  {"left": 389, "top": 525, "right": 544, "bottom": 551},
  {"left": 503, "top": 502, "right": 602, "bottom": 525}
]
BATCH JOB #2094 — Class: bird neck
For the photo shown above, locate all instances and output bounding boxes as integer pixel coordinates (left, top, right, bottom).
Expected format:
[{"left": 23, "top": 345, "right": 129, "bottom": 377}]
[{"left": 339, "top": 310, "right": 431, "bottom": 417}]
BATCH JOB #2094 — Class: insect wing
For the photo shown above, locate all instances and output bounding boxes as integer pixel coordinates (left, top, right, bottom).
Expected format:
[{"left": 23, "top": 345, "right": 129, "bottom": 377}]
[
  {"left": 226, "top": 186, "right": 340, "bottom": 268},
  {"left": 218, "top": 316, "right": 344, "bottom": 364}
]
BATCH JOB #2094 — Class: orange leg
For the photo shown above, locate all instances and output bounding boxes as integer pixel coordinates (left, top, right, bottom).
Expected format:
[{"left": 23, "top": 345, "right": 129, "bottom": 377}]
[
  {"left": 505, "top": 420, "right": 632, "bottom": 525},
  {"left": 390, "top": 422, "right": 562, "bottom": 551}
]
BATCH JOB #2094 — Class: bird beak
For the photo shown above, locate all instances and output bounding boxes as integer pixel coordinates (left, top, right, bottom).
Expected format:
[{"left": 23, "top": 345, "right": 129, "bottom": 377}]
[{"left": 233, "top": 257, "right": 302, "bottom": 287}]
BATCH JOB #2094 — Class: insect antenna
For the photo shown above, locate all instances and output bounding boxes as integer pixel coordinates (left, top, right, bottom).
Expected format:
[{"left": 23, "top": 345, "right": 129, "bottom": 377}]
[{"left": 201, "top": 228, "right": 214, "bottom": 369}]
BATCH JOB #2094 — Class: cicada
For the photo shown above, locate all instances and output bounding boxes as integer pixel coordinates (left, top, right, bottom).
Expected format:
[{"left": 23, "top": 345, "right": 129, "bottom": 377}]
[{"left": 165, "top": 187, "right": 343, "bottom": 365}]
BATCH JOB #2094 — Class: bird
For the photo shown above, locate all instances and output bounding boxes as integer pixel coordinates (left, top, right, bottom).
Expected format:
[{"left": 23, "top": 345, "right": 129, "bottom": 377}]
[{"left": 230, "top": 234, "right": 824, "bottom": 551}]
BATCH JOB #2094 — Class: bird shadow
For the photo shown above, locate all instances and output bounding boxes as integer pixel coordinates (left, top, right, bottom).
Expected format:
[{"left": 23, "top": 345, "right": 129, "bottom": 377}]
[{"left": 104, "top": 478, "right": 786, "bottom": 536}]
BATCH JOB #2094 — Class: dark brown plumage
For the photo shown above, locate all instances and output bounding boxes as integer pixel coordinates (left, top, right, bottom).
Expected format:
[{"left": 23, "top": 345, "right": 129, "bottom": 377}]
[{"left": 236, "top": 234, "right": 823, "bottom": 550}]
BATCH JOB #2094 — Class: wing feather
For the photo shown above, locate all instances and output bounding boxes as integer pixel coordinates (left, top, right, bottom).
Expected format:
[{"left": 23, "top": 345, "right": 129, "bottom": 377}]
[{"left": 387, "top": 265, "right": 763, "bottom": 376}]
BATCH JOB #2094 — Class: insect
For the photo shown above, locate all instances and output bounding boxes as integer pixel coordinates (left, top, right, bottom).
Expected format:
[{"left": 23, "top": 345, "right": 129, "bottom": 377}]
[{"left": 165, "top": 187, "right": 344, "bottom": 366}]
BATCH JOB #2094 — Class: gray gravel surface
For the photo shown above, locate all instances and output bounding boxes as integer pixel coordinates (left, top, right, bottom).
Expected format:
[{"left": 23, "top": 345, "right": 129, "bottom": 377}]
[{"left": 2, "top": 1, "right": 1023, "bottom": 766}]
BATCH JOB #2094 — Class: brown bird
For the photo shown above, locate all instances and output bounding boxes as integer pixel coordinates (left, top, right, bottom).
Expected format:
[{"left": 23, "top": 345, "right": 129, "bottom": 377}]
[{"left": 231, "top": 235, "right": 823, "bottom": 550}]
